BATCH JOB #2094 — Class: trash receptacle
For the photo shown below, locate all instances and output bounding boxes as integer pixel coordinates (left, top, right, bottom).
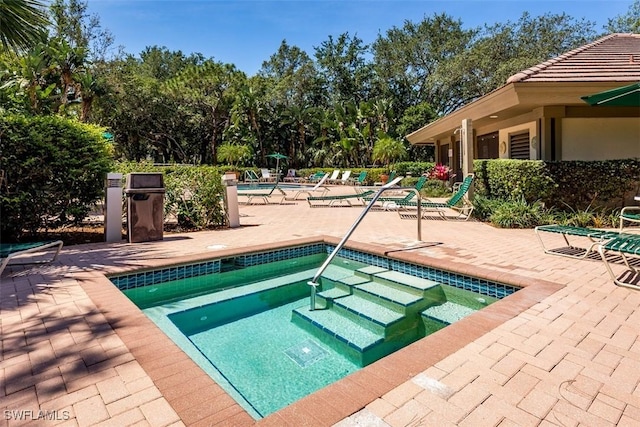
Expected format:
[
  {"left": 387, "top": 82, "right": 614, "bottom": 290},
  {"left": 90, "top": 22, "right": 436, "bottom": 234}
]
[{"left": 124, "top": 173, "right": 165, "bottom": 243}]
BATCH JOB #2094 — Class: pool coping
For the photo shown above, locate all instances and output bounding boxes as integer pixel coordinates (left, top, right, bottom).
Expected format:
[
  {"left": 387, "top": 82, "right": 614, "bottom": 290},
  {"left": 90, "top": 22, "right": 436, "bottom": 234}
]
[{"left": 78, "top": 235, "right": 564, "bottom": 426}]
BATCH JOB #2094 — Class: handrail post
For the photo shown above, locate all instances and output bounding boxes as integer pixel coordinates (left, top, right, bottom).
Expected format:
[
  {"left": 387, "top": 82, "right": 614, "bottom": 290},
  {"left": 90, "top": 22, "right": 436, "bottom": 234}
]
[{"left": 308, "top": 179, "right": 422, "bottom": 310}]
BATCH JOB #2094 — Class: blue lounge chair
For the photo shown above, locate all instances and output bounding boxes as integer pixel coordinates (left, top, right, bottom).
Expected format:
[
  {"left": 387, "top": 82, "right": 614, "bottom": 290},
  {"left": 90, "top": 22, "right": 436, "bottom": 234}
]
[{"left": 0, "top": 240, "right": 64, "bottom": 276}]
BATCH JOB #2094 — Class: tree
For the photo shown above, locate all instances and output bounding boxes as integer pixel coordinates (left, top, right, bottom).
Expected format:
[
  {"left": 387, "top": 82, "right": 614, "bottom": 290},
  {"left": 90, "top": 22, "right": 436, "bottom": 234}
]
[
  {"left": 372, "top": 13, "right": 475, "bottom": 115},
  {"left": 606, "top": 0, "right": 640, "bottom": 33},
  {"left": 49, "top": 0, "right": 114, "bottom": 61},
  {"left": 314, "top": 32, "right": 374, "bottom": 105},
  {"left": 216, "top": 143, "right": 252, "bottom": 169},
  {"left": 164, "top": 60, "right": 245, "bottom": 164},
  {"left": 0, "top": 0, "right": 49, "bottom": 53},
  {"left": 372, "top": 136, "right": 408, "bottom": 172}
]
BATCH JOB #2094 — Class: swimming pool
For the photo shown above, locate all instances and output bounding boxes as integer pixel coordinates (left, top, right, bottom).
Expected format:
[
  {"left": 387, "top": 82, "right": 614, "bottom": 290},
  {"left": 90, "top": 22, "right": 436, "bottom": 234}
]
[{"left": 110, "top": 243, "right": 519, "bottom": 419}]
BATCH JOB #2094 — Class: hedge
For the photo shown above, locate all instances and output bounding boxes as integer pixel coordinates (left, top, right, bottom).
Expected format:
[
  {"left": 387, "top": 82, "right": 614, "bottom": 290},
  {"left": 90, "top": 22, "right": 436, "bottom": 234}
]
[
  {"left": 0, "top": 115, "right": 113, "bottom": 241},
  {"left": 474, "top": 158, "right": 640, "bottom": 210}
]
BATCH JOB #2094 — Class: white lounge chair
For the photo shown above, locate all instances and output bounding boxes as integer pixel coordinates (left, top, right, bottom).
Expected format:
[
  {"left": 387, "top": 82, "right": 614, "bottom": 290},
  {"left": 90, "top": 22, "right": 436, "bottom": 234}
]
[
  {"left": 330, "top": 170, "right": 351, "bottom": 185},
  {"left": 259, "top": 168, "right": 275, "bottom": 182},
  {"left": 285, "top": 173, "right": 330, "bottom": 200},
  {"left": 326, "top": 170, "right": 340, "bottom": 184}
]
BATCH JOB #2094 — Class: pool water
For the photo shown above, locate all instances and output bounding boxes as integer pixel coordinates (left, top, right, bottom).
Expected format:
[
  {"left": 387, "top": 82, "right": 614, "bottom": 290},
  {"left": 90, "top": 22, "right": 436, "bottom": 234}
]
[{"left": 113, "top": 245, "right": 517, "bottom": 419}]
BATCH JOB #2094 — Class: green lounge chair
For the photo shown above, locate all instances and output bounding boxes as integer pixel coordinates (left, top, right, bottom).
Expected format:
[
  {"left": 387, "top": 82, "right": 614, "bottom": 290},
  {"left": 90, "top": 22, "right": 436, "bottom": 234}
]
[
  {"left": 596, "top": 234, "right": 640, "bottom": 290},
  {"left": 244, "top": 170, "right": 260, "bottom": 183},
  {"left": 363, "top": 175, "right": 428, "bottom": 206},
  {"left": 238, "top": 184, "right": 286, "bottom": 205},
  {"left": 374, "top": 171, "right": 397, "bottom": 186},
  {"left": 397, "top": 174, "right": 475, "bottom": 221},
  {"left": 308, "top": 176, "right": 404, "bottom": 207},
  {"left": 0, "top": 240, "right": 64, "bottom": 276},
  {"left": 348, "top": 171, "right": 367, "bottom": 186},
  {"left": 307, "top": 171, "right": 326, "bottom": 183},
  {"left": 535, "top": 224, "right": 623, "bottom": 259},
  {"left": 307, "top": 189, "right": 375, "bottom": 207},
  {"left": 620, "top": 206, "right": 640, "bottom": 232},
  {"left": 285, "top": 173, "right": 330, "bottom": 200}
]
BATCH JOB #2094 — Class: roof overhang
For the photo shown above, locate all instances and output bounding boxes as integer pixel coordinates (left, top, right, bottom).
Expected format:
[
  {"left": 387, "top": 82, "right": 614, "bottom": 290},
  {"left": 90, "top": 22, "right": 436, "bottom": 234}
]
[{"left": 406, "top": 81, "right": 638, "bottom": 144}]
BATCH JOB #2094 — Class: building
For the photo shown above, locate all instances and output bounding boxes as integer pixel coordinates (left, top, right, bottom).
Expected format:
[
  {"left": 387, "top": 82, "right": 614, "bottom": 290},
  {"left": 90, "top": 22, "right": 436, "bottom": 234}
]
[{"left": 406, "top": 33, "right": 640, "bottom": 170}]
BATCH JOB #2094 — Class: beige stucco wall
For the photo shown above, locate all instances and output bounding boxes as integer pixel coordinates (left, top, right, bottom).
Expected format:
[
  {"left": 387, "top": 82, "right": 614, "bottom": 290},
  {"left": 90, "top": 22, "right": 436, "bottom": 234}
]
[
  {"left": 498, "top": 121, "right": 538, "bottom": 160},
  {"left": 562, "top": 118, "right": 640, "bottom": 160}
]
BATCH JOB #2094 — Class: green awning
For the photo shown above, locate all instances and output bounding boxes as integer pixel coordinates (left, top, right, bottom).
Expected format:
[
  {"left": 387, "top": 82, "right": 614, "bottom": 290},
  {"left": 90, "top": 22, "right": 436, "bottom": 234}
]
[{"left": 581, "top": 82, "right": 640, "bottom": 107}]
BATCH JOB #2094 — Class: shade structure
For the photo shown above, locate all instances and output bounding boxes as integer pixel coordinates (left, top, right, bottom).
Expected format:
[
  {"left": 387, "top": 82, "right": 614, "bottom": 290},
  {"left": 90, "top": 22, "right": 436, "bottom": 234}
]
[
  {"left": 266, "top": 153, "right": 288, "bottom": 183},
  {"left": 581, "top": 82, "right": 640, "bottom": 107}
]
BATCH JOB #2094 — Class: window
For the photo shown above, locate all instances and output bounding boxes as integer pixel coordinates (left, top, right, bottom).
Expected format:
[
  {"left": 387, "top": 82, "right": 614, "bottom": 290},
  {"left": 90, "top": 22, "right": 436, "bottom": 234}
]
[{"left": 477, "top": 132, "right": 499, "bottom": 159}]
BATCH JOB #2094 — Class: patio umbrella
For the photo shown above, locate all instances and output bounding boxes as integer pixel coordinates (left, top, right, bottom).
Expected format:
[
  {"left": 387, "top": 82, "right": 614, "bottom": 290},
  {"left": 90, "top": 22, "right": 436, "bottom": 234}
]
[
  {"left": 581, "top": 82, "right": 640, "bottom": 107},
  {"left": 266, "top": 153, "right": 288, "bottom": 183}
]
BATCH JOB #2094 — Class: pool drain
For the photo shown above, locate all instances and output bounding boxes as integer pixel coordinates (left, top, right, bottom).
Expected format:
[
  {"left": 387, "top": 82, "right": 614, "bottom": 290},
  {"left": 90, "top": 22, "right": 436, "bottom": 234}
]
[{"left": 284, "top": 339, "right": 328, "bottom": 368}]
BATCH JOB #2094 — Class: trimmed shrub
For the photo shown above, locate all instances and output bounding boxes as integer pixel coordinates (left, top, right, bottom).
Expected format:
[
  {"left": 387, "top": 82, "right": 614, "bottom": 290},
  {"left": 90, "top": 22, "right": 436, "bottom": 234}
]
[
  {"left": 474, "top": 159, "right": 556, "bottom": 203},
  {"left": 545, "top": 159, "right": 640, "bottom": 210},
  {"left": 0, "top": 115, "right": 113, "bottom": 241},
  {"left": 114, "top": 162, "right": 226, "bottom": 230}
]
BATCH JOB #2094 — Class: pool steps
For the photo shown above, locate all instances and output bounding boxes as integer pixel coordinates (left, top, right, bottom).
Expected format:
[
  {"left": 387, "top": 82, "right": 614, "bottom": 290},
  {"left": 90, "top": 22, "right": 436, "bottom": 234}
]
[{"left": 292, "top": 265, "right": 470, "bottom": 365}]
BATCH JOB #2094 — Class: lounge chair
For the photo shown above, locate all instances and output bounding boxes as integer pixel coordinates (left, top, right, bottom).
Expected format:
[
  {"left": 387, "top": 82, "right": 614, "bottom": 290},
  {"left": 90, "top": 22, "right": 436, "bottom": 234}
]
[
  {"left": 238, "top": 184, "right": 286, "bottom": 205},
  {"left": 307, "top": 189, "right": 375, "bottom": 207},
  {"left": 329, "top": 170, "right": 351, "bottom": 185},
  {"left": 620, "top": 206, "right": 640, "bottom": 232},
  {"left": 397, "top": 174, "right": 475, "bottom": 221},
  {"left": 259, "top": 168, "right": 275, "bottom": 182},
  {"left": 348, "top": 171, "right": 367, "bottom": 186},
  {"left": 374, "top": 171, "right": 397, "bottom": 186},
  {"left": 284, "top": 169, "right": 299, "bottom": 182},
  {"left": 363, "top": 175, "right": 427, "bottom": 207},
  {"left": 307, "top": 171, "right": 326, "bottom": 183},
  {"left": 244, "top": 170, "right": 260, "bottom": 183},
  {"left": 325, "top": 170, "right": 340, "bottom": 184},
  {"left": 285, "top": 173, "right": 330, "bottom": 200},
  {"left": 307, "top": 176, "right": 404, "bottom": 207},
  {"left": 0, "top": 240, "right": 64, "bottom": 276},
  {"left": 596, "top": 234, "right": 640, "bottom": 290},
  {"left": 534, "top": 224, "right": 623, "bottom": 259}
]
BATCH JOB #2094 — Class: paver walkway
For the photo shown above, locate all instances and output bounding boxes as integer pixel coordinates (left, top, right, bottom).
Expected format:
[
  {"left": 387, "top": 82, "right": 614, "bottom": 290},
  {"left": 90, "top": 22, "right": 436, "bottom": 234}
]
[{"left": 1, "top": 191, "right": 639, "bottom": 426}]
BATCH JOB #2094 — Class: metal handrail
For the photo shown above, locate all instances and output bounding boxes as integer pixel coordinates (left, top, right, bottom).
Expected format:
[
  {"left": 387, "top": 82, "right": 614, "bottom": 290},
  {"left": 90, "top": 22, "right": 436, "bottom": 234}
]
[{"left": 307, "top": 179, "right": 422, "bottom": 310}]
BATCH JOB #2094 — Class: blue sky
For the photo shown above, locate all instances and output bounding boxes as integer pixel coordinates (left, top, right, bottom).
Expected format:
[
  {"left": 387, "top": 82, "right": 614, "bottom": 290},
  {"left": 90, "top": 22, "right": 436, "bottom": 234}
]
[{"left": 88, "top": 0, "right": 634, "bottom": 75}]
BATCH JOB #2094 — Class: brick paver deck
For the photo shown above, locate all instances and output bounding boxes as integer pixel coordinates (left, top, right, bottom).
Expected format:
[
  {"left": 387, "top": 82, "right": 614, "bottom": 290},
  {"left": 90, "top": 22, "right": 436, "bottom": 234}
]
[{"left": 2, "top": 190, "right": 639, "bottom": 426}]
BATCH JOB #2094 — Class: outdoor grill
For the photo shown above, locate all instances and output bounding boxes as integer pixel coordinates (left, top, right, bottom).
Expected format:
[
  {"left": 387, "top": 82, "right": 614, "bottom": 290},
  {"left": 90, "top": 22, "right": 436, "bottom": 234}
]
[{"left": 124, "top": 173, "right": 165, "bottom": 243}]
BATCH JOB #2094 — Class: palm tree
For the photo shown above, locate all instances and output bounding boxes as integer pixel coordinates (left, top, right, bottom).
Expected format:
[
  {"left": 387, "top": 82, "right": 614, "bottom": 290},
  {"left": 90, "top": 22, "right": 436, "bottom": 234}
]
[{"left": 0, "top": 0, "right": 49, "bottom": 53}]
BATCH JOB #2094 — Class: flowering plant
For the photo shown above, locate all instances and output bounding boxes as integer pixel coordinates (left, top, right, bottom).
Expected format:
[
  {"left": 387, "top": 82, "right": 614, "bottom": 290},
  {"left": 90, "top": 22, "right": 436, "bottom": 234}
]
[{"left": 429, "top": 163, "right": 452, "bottom": 181}]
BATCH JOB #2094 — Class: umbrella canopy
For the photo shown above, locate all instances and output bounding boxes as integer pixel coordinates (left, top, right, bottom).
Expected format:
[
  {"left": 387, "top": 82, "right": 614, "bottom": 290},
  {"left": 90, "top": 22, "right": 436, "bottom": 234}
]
[
  {"left": 266, "top": 153, "right": 288, "bottom": 183},
  {"left": 581, "top": 82, "right": 640, "bottom": 107}
]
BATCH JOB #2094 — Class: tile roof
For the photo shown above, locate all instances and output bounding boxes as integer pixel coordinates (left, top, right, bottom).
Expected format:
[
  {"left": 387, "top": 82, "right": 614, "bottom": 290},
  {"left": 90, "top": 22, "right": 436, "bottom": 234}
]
[{"left": 507, "top": 33, "right": 640, "bottom": 83}]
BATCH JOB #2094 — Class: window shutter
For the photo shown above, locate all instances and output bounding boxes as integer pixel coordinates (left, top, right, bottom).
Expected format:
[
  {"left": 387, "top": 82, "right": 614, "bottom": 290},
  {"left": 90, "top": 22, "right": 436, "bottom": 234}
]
[{"left": 510, "top": 131, "right": 530, "bottom": 159}]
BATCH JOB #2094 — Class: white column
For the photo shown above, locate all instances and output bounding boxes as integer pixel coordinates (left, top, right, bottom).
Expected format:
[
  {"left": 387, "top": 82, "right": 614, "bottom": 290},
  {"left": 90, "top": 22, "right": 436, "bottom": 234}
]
[
  {"left": 461, "top": 119, "right": 474, "bottom": 176},
  {"left": 104, "top": 173, "right": 123, "bottom": 242}
]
